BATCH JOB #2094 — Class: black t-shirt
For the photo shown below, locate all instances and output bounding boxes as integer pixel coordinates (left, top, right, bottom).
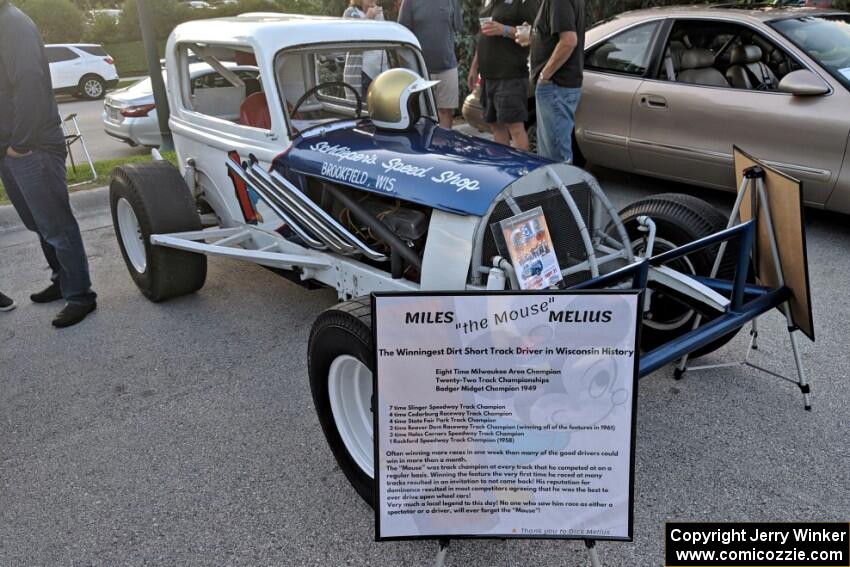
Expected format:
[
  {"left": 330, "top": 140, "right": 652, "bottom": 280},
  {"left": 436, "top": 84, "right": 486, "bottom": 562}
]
[
  {"left": 477, "top": 0, "right": 540, "bottom": 80},
  {"left": 529, "top": 0, "right": 585, "bottom": 88}
]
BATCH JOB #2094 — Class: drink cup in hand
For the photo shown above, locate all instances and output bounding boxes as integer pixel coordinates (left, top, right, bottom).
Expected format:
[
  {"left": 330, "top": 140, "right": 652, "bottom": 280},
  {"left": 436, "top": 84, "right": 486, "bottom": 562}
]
[{"left": 516, "top": 23, "right": 532, "bottom": 47}]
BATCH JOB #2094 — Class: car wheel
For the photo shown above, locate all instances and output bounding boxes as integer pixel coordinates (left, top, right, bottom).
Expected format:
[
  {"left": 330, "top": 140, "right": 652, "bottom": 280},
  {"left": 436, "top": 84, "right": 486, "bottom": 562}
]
[
  {"left": 110, "top": 161, "right": 207, "bottom": 302},
  {"left": 309, "top": 297, "right": 375, "bottom": 508},
  {"left": 617, "top": 193, "right": 741, "bottom": 358},
  {"left": 79, "top": 75, "right": 106, "bottom": 100}
]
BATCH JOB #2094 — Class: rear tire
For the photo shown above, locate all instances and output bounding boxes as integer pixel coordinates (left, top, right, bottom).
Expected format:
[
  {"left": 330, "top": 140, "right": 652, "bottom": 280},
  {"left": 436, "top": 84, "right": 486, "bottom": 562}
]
[
  {"left": 110, "top": 161, "right": 207, "bottom": 302},
  {"left": 618, "top": 193, "right": 740, "bottom": 358},
  {"left": 78, "top": 74, "right": 106, "bottom": 100},
  {"left": 308, "top": 297, "right": 375, "bottom": 508}
]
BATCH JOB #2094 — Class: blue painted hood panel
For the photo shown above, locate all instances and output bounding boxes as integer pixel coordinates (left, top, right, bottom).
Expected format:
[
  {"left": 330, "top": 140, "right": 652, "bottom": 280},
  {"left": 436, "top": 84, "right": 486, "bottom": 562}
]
[{"left": 274, "top": 120, "right": 551, "bottom": 216}]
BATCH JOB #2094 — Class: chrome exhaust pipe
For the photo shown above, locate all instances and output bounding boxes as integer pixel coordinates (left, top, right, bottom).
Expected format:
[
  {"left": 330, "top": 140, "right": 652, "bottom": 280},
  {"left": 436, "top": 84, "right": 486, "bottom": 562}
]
[
  {"left": 267, "top": 170, "right": 389, "bottom": 262},
  {"left": 225, "top": 157, "right": 327, "bottom": 251},
  {"left": 244, "top": 166, "right": 357, "bottom": 256},
  {"left": 250, "top": 165, "right": 388, "bottom": 262}
]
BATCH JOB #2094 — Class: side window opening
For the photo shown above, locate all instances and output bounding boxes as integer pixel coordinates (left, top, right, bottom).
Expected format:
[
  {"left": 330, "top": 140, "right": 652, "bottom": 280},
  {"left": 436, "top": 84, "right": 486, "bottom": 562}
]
[
  {"left": 585, "top": 21, "right": 662, "bottom": 76},
  {"left": 178, "top": 43, "right": 268, "bottom": 130},
  {"left": 46, "top": 47, "right": 79, "bottom": 64},
  {"left": 659, "top": 20, "right": 802, "bottom": 90},
  {"left": 78, "top": 45, "right": 107, "bottom": 57}
]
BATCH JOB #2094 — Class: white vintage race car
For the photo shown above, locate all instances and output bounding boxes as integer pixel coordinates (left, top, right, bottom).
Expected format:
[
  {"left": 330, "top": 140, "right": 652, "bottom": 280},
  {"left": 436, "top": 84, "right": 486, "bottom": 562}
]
[{"left": 109, "top": 14, "right": 807, "bottom": 507}]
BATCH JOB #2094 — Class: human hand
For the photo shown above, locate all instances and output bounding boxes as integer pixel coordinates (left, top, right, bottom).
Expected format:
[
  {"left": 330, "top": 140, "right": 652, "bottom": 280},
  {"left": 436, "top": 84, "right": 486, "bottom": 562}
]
[
  {"left": 480, "top": 21, "right": 504, "bottom": 37},
  {"left": 366, "top": 6, "right": 381, "bottom": 19},
  {"left": 6, "top": 147, "right": 32, "bottom": 158},
  {"left": 467, "top": 69, "right": 478, "bottom": 93},
  {"left": 537, "top": 76, "right": 551, "bottom": 86},
  {"left": 515, "top": 22, "right": 532, "bottom": 47}
]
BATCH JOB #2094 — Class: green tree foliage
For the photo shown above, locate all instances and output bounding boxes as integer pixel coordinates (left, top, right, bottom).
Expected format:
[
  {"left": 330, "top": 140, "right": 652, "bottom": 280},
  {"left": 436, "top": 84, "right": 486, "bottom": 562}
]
[
  {"left": 84, "top": 12, "right": 122, "bottom": 43},
  {"left": 17, "top": 0, "right": 86, "bottom": 44},
  {"left": 118, "top": 0, "right": 192, "bottom": 41}
]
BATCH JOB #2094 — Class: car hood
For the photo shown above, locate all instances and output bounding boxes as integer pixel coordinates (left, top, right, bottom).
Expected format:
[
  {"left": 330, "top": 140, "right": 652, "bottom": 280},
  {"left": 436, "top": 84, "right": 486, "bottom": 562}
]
[{"left": 275, "top": 120, "right": 551, "bottom": 216}]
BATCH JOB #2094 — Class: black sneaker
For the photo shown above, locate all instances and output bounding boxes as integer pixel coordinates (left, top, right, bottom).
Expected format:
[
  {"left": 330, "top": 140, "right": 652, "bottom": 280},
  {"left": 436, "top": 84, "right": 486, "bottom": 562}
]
[
  {"left": 52, "top": 301, "right": 97, "bottom": 328},
  {"left": 31, "top": 282, "right": 62, "bottom": 304},
  {"left": 0, "top": 292, "right": 15, "bottom": 312}
]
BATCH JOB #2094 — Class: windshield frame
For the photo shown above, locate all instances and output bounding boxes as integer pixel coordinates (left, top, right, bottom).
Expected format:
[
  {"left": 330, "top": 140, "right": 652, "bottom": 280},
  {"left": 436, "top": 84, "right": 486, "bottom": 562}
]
[
  {"left": 769, "top": 14, "right": 850, "bottom": 92},
  {"left": 273, "top": 41, "right": 435, "bottom": 138}
]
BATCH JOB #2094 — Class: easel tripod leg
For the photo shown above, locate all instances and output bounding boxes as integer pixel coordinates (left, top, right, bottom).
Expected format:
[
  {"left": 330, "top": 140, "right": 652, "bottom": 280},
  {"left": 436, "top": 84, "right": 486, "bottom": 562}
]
[
  {"left": 787, "top": 325, "right": 812, "bottom": 411},
  {"left": 432, "top": 539, "right": 450, "bottom": 567},
  {"left": 585, "top": 540, "right": 602, "bottom": 567}
]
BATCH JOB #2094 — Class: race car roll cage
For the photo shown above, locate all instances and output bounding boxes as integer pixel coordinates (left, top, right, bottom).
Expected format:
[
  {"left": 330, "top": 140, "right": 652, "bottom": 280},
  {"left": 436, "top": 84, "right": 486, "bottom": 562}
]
[{"left": 152, "top": 155, "right": 811, "bottom": 409}]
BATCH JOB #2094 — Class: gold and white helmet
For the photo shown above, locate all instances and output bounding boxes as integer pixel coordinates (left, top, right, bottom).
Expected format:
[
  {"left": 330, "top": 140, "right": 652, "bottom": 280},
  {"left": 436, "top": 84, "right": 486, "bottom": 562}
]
[{"left": 367, "top": 68, "right": 438, "bottom": 131}]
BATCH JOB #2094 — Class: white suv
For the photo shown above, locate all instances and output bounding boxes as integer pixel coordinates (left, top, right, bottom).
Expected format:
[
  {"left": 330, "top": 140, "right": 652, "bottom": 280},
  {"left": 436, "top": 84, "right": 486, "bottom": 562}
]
[{"left": 46, "top": 44, "right": 120, "bottom": 100}]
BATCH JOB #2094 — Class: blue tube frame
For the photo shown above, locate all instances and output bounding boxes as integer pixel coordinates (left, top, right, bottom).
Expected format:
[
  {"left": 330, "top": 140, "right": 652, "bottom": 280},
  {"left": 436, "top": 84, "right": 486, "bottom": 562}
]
[{"left": 569, "top": 220, "right": 791, "bottom": 378}]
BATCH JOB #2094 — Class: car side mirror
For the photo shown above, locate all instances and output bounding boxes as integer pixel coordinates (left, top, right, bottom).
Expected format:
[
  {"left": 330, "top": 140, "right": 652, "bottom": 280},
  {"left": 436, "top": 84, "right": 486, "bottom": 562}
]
[{"left": 778, "top": 70, "right": 830, "bottom": 96}]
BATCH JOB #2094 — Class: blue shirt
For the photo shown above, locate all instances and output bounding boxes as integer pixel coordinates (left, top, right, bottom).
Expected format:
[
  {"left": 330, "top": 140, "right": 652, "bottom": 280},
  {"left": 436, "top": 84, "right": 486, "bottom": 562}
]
[
  {"left": 0, "top": 0, "right": 64, "bottom": 156},
  {"left": 398, "top": 0, "right": 463, "bottom": 73}
]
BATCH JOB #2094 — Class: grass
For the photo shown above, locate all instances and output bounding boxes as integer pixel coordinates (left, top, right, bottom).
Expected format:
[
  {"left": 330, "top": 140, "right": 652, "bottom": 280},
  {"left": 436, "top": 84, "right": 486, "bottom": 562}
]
[
  {"left": 0, "top": 151, "right": 177, "bottom": 205},
  {"left": 104, "top": 40, "right": 167, "bottom": 77}
]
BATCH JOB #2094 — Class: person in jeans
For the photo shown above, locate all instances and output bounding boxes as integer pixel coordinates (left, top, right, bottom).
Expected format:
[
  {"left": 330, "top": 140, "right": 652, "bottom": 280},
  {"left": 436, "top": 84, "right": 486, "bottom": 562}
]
[
  {"left": 520, "top": 0, "right": 585, "bottom": 162},
  {"left": 0, "top": 0, "right": 97, "bottom": 327},
  {"left": 398, "top": 0, "right": 464, "bottom": 129},
  {"left": 468, "top": 0, "right": 539, "bottom": 150}
]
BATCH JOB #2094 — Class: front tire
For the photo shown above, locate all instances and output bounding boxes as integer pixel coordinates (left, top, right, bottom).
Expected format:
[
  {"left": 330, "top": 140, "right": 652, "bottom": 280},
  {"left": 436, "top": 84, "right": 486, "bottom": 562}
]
[
  {"left": 308, "top": 297, "right": 375, "bottom": 508},
  {"left": 618, "top": 193, "right": 740, "bottom": 358},
  {"left": 78, "top": 74, "right": 106, "bottom": 100},
  {"left": 110, "top": 161, "right": 207, "bottom": 302}
]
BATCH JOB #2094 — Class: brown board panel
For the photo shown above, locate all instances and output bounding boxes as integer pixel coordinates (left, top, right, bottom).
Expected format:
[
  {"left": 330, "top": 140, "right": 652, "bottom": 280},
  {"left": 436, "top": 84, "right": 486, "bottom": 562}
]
[{"left": 734, "top": 146, "right": 814, "bottom": 341}]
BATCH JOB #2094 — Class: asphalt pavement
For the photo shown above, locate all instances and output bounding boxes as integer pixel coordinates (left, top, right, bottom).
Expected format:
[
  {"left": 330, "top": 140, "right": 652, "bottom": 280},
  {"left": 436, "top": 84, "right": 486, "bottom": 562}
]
[
  {"left": 1, "top": 168, "right": 849, "bottom": 566},
  {"left": 57, "top": 95, "right": 149, "bottom": 163}
]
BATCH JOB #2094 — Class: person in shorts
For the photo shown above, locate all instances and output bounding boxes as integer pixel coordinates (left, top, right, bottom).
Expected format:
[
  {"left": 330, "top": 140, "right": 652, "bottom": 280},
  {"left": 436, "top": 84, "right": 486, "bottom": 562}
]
[
  {"left": 399, "top": 0, "right": 464, "bottom": 128},
  {"left": 468, "top": 0, "right": 539, "bottom": 150}
]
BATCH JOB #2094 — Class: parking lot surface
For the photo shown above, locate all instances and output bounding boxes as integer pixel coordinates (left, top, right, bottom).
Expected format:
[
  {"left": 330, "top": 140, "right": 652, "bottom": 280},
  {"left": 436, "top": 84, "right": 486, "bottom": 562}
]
[{"left": 1, "top": 168, "right": 848, "bottom": 566}]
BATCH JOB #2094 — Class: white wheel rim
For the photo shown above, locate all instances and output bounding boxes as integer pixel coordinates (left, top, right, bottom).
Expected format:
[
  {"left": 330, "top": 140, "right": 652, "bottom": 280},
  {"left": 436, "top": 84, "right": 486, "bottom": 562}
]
[
  {"left": 328, "top": 355, "right": 374, "bottom": 478},
  {"left": 117, "top": 198, "right": 147, "bottom": 273},
  {"left": 85, "top": 79, "right": 102, "bottom": 97}
]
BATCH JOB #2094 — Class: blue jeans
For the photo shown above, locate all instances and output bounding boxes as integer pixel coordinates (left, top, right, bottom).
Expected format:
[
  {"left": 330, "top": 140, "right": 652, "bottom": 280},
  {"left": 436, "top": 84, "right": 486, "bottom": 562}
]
[
  {"left": 535, "top": 82, "right": 582, "bottom": 163},
  {"left": 0, "top": 150, "right": 96, "bottom": 305}
]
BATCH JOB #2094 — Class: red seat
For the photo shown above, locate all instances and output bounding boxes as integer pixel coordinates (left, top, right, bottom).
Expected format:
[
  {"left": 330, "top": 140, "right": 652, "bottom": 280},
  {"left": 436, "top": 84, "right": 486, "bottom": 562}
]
[{"left": 240, "top": 92, "right": 271, "bottom": 130}]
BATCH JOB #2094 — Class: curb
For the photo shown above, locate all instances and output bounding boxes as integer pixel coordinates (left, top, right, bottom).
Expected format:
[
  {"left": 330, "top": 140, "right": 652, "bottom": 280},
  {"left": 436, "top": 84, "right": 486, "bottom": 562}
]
[{"left": 0, "top": 186, "right": 113, "bottom": 248}]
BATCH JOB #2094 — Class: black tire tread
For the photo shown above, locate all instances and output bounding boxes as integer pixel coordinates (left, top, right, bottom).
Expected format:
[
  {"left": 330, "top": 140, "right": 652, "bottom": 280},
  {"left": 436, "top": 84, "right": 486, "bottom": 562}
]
[
  {"left": 618, "top": 193, "right": 735, "bottom": 279},
  {"left": 617, "top": 194, "right": 740, "bottom": 358},
  {"left": 308, "top": 297, "right": 375, "bottom": 508},
  {"left": 110, "top": 161, "right": 207, "bottom": 302}
]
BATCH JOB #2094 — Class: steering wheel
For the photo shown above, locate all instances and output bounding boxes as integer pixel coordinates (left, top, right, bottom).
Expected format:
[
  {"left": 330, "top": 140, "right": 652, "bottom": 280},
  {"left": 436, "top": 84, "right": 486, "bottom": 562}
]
[{"left": 291, "top": 81, "right": 364, "bottom": 119}]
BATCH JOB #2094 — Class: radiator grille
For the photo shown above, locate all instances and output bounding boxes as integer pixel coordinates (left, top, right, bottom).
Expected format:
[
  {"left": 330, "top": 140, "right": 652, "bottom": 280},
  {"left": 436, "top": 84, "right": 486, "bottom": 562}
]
[{"left": 481, "top": 183, "right": 594, "bottom": 287}]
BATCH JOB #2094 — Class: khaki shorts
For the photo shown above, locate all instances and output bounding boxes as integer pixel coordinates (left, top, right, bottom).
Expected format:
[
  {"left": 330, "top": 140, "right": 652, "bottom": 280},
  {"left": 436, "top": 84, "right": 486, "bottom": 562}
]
[{"left": 430, "top": 67, "right": 459, "bottom": 110}]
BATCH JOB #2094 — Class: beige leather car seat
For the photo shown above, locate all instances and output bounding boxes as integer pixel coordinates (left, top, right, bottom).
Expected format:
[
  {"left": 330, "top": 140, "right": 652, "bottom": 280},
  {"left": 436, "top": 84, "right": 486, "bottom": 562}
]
[
  {"left": 726, "top": 45, "right": 778, "bottom": 90},
  {"left": 677, "top": 48, "right": 729, "bottom": 87}
]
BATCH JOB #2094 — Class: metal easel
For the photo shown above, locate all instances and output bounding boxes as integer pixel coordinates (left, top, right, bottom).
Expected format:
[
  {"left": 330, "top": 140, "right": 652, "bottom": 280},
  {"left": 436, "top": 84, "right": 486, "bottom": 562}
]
[
  {"left": 431, "top": 538, "right": 604, "bottom": 567},
  {"left": 673, "top": 166, "right": 812, "bottom": 410}
]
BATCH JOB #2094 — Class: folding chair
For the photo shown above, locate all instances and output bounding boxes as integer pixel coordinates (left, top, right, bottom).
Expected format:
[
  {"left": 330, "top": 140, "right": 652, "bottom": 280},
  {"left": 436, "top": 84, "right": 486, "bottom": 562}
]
[{"left": 61, "top": 113, "right": 97, "bottom": 187}]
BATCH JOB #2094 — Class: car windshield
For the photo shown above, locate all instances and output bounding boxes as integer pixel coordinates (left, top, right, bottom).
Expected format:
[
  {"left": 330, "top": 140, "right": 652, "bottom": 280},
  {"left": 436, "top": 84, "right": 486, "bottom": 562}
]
[
  {"left": 770, "top": 15, "right": 850, "bottom": 90},
  {"left": 275, "top": 43, "right": 429, "bottom": 132}
]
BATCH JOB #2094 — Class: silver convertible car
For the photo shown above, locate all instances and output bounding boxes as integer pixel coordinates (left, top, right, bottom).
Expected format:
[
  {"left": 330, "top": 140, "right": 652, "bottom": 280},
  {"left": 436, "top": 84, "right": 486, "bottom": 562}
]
[{"left": 575, "top": 6, "right": 850, "bottom": 214}]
